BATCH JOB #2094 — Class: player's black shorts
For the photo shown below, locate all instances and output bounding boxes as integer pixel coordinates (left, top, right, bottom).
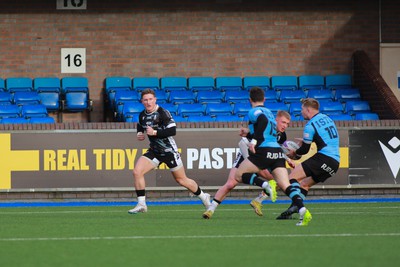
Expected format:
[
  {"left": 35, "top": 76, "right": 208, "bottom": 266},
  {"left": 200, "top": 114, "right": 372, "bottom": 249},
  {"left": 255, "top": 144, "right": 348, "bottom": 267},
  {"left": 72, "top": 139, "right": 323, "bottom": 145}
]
[
  {"left": 301, "top": 152, "right": 340, "bottom": 183},
  {"left": 143, "top": 149, "right": 183, "bottom": 171},
  {"left": 232, "top": 152, "right": 245, "bottom": 168},
  {"left": 247, "top": 147, "right": 286, "bottom": 171}
]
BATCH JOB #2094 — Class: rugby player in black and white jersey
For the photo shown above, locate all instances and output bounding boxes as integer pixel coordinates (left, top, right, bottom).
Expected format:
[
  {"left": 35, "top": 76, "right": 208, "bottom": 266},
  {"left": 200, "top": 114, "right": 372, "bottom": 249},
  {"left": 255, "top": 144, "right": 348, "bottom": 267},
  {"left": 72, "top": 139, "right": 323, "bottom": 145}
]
[{"left": 128, "top": 89, "right": 211, "bottom": 214}]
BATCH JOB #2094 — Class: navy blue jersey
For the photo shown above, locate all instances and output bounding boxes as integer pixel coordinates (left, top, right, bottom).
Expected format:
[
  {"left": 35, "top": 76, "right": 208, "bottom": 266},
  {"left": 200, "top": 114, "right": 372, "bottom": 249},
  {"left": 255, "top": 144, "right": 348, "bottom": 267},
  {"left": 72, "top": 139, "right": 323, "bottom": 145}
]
[
  {"left": 248, "top": 106, "right": 280, "bottom": 148},
  {"left": 303, "top": 113, "right": 340, "bottom": 162}
]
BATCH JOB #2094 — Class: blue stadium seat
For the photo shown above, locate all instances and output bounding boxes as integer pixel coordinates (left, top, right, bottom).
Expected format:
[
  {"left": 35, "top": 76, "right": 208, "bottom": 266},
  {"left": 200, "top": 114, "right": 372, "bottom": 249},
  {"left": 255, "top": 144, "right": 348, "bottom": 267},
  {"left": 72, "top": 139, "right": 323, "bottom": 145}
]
[
  {"left": 307, "top": 89, "right": 334, "bottom": 101},
  {"left": 325, "top": 74, "right": 352, "bottom": 90},
  {"left": 354, "top": 112, "right": 379, "bottom": 120},
  {"left": 132, "top": 77, "right": 160, "bottom": 92},
  {"left": 243, "top": 76, "right": 270, "bottom": 91},
  {"left": 1, "top": 117, "right": 29, "bottom": 124},
  {"left": 278, "top": 90, "right": 306, "bottom": 103},
  {"left": 114, "top": 91, "right": 140, "bottom": 116},
  {"left": 215, "top": 76, "right": 243, "bottom": 91},
  {"left": 196, "top": 91, "right": 224, "bottom": 104},
  {"left": 345, "top": 100, "right": 371, "bottom": 115},
  {"left": 320, "top": 101, "right": 344, "bottom": 115},
  {"left": 161, "top": 103, "right": 178, "bottom": 115},
  {"left": 154, "top": 90, "right": 168, "bottom": 104},
  {"left": 224, "top": 90, "right": 249, "bottom": 104},
  {"left": 0, "top": 92, "right": 13, "bottom": 105},
  {"left": 271, "top": 76, "right": 298, "bottom": 91},
  {"left": 186, "top": 115, "right": 215, "bottom": 122},
  {"left": 289, "top": 102, "right": 303, "bottom": 117},
  {"left": 265, "top": 102, "right": 289, "bottom": 115},
  {"left": 0, "top": 105, "right": 20, "bottom": 119},
  {"left": 121, "top": 102, "right": 143, "bottom": 122},
  {"left": 6, "top": 77, "right": 33, "bottom": 92},
  {"left": 188, "top": 77, "right": 215, "bottom": 92},
  {"left": 13, "top": 91, "right": 41, "bottom": 106},
  {"left": 29, "top": 116, "right": 56, "bottom": 124},
  {"left": 105, "top": 76, "right": 132, "bottom": 109},
  {"left": 205, "top": 103, "right": 233, "bottom": 116},
  {"left": 61, "top": 77, "right": 92, "bottom": 112},
  {"left": 214, "top": 114, "right": 243, "bottom": 122},
  {"left": 264, "top": 90, "right": 278, "bottom": 103},
  {"left": 328, "top": 114, "right": 353, "bottom": 121},
  {"left": 21, "top": 104, "right": 48, "bottom": 118},
  {"left": 34, "top": 77, "right": 61, "bottom": 111},
  {"left": 0, "top": 78, "right": 5, "bottom": 92},
  {"left": 335, "top": 88, "right": 361, "bottom": 102},
  {"left": 177, "top": 103, "right": 205, "bottom": 117},
  {"left": 173, "top": 115, "right": 187, "bottom": 122},
  {"left": 298, "top": 75, "right": 325, "bottom": 90},
  {"left": 160, "top": 77, "right": 187, "bottom": 92},
  {"left": 168, "top": 91, "right": 195, "bottom": 104},
  {"left": 233, "top": 102, "right": 251, "bottom": 117}
]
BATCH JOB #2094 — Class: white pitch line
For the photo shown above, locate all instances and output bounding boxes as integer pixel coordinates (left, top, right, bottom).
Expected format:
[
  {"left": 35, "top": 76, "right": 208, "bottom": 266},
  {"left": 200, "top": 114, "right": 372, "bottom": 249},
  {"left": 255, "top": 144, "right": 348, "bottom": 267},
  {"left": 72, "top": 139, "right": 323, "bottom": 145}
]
[{"left": 1, "top": 233, "right": 400, "bottom": 242}]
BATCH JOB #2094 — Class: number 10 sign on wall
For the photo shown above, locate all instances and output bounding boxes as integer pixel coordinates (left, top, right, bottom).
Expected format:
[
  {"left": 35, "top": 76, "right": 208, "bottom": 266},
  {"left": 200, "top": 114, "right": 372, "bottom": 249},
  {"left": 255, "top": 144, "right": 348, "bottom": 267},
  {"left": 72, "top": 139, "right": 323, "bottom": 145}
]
[{"left": 61, "top": 48, "right": 86, "bottom": 73}]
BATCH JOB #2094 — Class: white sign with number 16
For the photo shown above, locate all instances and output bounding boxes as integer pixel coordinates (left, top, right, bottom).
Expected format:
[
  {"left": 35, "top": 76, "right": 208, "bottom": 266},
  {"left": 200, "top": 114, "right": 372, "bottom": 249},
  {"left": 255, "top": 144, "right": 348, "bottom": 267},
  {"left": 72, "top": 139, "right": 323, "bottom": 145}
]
[{"left": 61, "top": 48, "right": 86, "bottom": 74}]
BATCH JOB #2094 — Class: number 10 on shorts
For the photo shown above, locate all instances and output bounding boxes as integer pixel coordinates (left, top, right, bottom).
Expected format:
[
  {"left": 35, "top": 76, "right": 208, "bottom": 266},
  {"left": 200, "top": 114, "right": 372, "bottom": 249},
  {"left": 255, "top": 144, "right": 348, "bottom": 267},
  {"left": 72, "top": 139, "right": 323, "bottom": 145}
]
[{"left": 61, "top": 48, "right": 86, "bottom": 73}]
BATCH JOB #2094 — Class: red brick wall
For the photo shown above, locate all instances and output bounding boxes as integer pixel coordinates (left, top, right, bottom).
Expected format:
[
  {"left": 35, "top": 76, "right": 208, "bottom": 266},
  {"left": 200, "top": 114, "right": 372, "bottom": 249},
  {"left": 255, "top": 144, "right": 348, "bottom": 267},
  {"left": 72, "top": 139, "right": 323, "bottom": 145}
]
[{"left": 0, "top": 0, "right": 387, "bottom": 122}]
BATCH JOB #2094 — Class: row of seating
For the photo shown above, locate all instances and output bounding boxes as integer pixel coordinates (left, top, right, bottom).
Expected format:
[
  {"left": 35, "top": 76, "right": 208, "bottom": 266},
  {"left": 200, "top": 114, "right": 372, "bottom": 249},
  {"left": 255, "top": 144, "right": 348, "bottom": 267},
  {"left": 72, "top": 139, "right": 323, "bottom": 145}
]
[
  {"left": 121, "top": 100, "right": 379, "bottom": 123},
  {"left": 0, "top": 117, "right": 55, "bottom": 124},
  {"left": 0, "top": 104, "right": 55, "bottom": 123},
  {"left": 0, "top": 77, "right": 92, "bottom": 112}
]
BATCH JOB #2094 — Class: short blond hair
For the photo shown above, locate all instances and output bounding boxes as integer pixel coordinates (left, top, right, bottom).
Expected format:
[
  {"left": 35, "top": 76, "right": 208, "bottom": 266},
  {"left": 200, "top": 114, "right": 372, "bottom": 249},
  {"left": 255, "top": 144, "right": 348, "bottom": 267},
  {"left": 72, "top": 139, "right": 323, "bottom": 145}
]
[
  {"left": 276, "top": 110, "right": 291, "bottom": 120},
  {"left": 301, "top": 98, "right": 320, "bottom": 110}
]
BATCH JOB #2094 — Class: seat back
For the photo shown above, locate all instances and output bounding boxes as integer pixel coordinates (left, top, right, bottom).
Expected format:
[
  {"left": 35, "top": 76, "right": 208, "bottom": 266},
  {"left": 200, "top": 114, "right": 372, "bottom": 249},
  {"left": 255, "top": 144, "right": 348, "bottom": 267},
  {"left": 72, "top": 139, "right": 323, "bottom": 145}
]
[
  {"left": 21, "top": 104, "right": 48, "bottom": 118},
  {"left": 224, "top": 90, "right": 249, "bottom": 104},
  {"left": 0, "top": 105, "right": 20, "bottom": 118},
  {"left": 188, "top": 77, "right": 215, "bottom": 91},
  {"left": 160, "top": 77, "right": 187, "bottom": 91},
  {"left": 186, "top": 115, "right": 215, "bottom": 122},
  {"left": 215, "top": 76, "right": 243, "bottom": 91},
  {"left": 214, "top": 114, "right": 243, "bottom": 122},
  {"left": 345, "top": 100, "right": 371, "bottom": 115},
  {"left": 243, "top": 76, "right": 270, "bottom": 91},
  {"left": 298, "top": 75, "right": 325, "bottom": 90},
  {"left": 335, "top": 88, "right": 361, "bottom": 102},
  {"left": 271, "top": 76, "right": 298, "bottom": 91},
  {"left": 177, "top": 103, "right": 205, "bottom": 117},
  {"left": 196, "top": 91, "right": 224, "bottom": 104},
  {"left": 61, "top": 77, "right": 89, "bottom": 93},
  {"left": 34, "top": 77, "right": 61, "bottom": 92},
  {"left": 325, "top": 74, "right": 352, "bottom": 90},
  {"left": 233, "top": 102, "right": 251, "bottom": 116},
  {"left": 160, "top": 103, "right": 178, "bottom": 115},
  {"left": 354, "top": 112, "right": 379, "bottom": 120},
  {"left": 307, "top": 89, "right": 334, "bottom": 101},
  {"left": 265, "top": 102, "right": 289, "bottom": 115},
  {"left": 13, "top": 91, "right": 41, "bottom": 106},
  {"left": 132, "top": 77, "right": 160, "bottom": 91},
  {"left": 328, "top": 114, "right": 353, "bottom": 121},
  {"left": 168, "top": 91, "right": 195, "bottom": 104},
  {"left": 6, "top": 77, "right": 33, "bottom": 92},
  {"left": 319, "top": 101, "right": 344, "bottom": 115},
  {"left": 121, "top": 102, "right": 143, "bottom": 121},
  {"left": 0, "top": 78, "right": 5, "bottom": 92},
  {"left": 278, "top": 90, "right": 306, "bottom": 103},
  {"left": 205, "top": 103, "right": 233, "bottom": 116},
  {"left": 0, "top": 92, "right": 13, "bottom": 105}
]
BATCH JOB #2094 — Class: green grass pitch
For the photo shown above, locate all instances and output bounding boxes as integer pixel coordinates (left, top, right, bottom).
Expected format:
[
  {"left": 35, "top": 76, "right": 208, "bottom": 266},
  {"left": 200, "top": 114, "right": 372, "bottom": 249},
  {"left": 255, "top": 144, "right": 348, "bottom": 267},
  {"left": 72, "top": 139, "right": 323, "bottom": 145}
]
[{"left": 1, "top": 202, "right": 400, "bottom": 267}]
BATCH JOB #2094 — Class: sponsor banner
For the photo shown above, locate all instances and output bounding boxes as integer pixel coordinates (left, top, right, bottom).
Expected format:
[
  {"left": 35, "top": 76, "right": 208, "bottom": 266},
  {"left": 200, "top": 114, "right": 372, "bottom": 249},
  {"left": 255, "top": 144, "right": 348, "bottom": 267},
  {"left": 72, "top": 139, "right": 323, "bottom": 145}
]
[
  {"left": 349, "top": 130, "right": 400, "bottom": 184},
  {"left": 0, "top": 129, "right": 349, "bottom": 190}
]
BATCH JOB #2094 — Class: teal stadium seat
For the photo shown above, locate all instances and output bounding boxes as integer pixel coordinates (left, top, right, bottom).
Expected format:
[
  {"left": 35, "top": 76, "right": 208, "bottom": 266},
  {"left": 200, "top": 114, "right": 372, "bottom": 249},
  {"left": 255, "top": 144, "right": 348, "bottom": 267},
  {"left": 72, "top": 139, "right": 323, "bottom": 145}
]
[
  {"left": 215, "top": 76, "right": 243, "bottom": 91},
  {"left": 0, "top": 78, "right": 5, "bottom": 92},
  {"left": 196, "top": 91, "right": 224, "bottom": 104},
  {"left": 188, "top": 77, "right": 215, "bottom": 92},
  {"left": 278, "top": 90, "right": 306, "bottom": 104},
  {"left": 271, "top": 76, "right": 298, "bottom": 91},
  {"left": 105, "top": 76, "right": 132, "bottom": 109},
  {"left": 0, "top": 105, "right": 20, "bottom": 119},
  {"left": 335, "top": 88, "right": 361, "bottom": 103},
  {"left": 21, "top": 104, "right": 48, "bottom": 118},
  {"left": 345, "top": 100, "right": 371, "bottom": 116},
  {"left": 6, "top": 77, "right": 33, "bottom": 92},
  {"left": 298, "top": 75, "right": 325, "bottom": 90},
  {"left": 132, "top": 77, "right": 160, "bottom": 92},
  {"left": 0, "top": 92, "right": 13, "bottom": 105},
  {"left": 177, "top": 103, "right": 205, "bottom": 117},
  {"left": 307, "top": 89, "right": 334, "bottom": 102},
  {"left": 325, "top": 74, "right": 352, "bottom": 90},
  {"left": 205, "top": 103, "right": 233, "bottom": 116},
  {"left": 61, "top": 77, "right": 92, "bottom": 112},
  {"left": 13, "top": 91, "right": 41, "bottom": 106},
  {"left": 34, "top": 77, "right": 61, "bottom": 111},
  {"left": 354, "top": 112, "right": 379, "bottom": 120},
  {"left": 160, "top": 77, "right": 187, "bottom": 92},
  {"left": 224, "top": 90, "right": 249, "bottom": 104},
  {"left": 168, "top": 91, "right": 195, "bottom": 104},
  {"left": 243, "top": 76, "right": 270, "bottom": 91}
]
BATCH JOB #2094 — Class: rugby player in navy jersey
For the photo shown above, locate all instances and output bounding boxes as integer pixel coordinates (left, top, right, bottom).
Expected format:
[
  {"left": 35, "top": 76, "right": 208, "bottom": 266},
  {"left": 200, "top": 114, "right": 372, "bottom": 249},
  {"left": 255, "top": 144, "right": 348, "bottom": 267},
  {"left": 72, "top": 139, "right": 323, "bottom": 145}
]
[{"left": 128, "top": 89, "right": 211, "bottom": 214}]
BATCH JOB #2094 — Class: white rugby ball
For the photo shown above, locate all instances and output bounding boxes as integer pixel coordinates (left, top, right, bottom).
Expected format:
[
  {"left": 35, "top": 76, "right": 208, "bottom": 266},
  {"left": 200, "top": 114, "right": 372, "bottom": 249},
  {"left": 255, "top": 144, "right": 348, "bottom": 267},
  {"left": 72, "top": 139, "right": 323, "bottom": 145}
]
[{"left": 281, "top": 140, "right": 300, "bottom": 154}]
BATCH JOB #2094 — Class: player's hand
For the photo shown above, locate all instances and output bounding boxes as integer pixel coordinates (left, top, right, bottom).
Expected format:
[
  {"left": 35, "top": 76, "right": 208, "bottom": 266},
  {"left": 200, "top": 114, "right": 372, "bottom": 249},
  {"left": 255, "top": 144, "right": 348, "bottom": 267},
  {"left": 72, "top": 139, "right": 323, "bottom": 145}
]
[
  {"left": 248, "top": 143, "right": 256, "bottom": 154},
  {"left": 137, "top": 132, "right": 145, "bottom": 141},
  {"left": 239, "top": 127, "right": 249, "bottom": 137},
  {"left": 287, "top": 158, "right": 295, "bottom": 168},
  {"left": 146, "top": 126, "right": 155, "bottom": 136}
]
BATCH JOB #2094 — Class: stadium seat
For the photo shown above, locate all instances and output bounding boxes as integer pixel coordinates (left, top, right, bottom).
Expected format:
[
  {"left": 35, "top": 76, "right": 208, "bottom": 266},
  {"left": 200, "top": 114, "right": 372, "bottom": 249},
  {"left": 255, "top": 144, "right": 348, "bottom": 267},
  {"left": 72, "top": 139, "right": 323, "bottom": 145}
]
[
  {"left": 243, "top": 76, "right": 270, "bottom": 91},
  {"left": 114, "top": 90, "right": 140, "bottom": 116},
  {"left": 196, "top": 91, "right": 224, "bottom": 104},
  {"left": 173, "top": 115, "right": 187, "bottom": 122},
  {"left": 354, "top": 112, "right": 379, "bottom": 120},
  {"left": 1, "top": 117, "right": 29, "bottom": 124},
  {"left": 271, "top": 76, "right": 298, "bottom": 91},
  {"left": 265, "top": 102, "right": 289, "bottom": 115},
  {"left": 233, "top": 102, "right": 251, "bottom": 117},
  {"left": 121, "top": 102, "right": 143, "bottom": 122},
  {"left": 298, "top": 75, "right": 325, "bottom": 90},
  {"left": 105, "top": 76, "right": 132, "bottom": 109},
  {"left": 328, "top": 114, "right": 353, "bottom": 121},
  {"left": 205, "top": 103, "right": 233, "bottom": 116},
  {"left": 21, "top": 104, "right": 48, "bottom": 118},
  {"left": 289, "top": 102, "right": 303, "bottom": 117},
  {"left": 154, "top": 90, "right": 168, "bottom": 104},
  {"left": 29, "top": 116, "right": 56, "bottom": 124},
  {"left": 307, "top": 89, "right": 334, "bottom": 101},
  {"left": 214, "top": 114, "right": 243, "bottom": 122},
  {"left": 264, "top": 90, "right": 278, "bottom": 103},
  {"left": 345, "top": 100, "right": 371, "bottom": 115},
  {"left": 12, "top": 91, "right": 41, "bottom": 106},
  {"left": 319, "top": 101, "right": 344, "bottom": 115},
  {"left": 61, "top": 77, "right": 92, "bottom": 112},
  {"left": 0, "top": 92, "right": 13, "bottom": 105},
  {"left": 335, "top": 88, "right": 361, "bottom": 102},
  {"left": 34, "top": 77, "right": 61, "bottom": 111},
  {"left": 132, "top": 77, "right": 160, "bottom": 92},
  {"left": 160, "top": 77, "right": 187, "bottom": 91},
  {"left": 325, "top": 74, "right": 352, "bottom": 90},
  {"left": 0, "top": 105, "right": 20, "bottom": 119},
  {"left": 224, "top": 90, "right": 249, "bottom": 104},
  {"left": 161, "top": 103, "right": 178, "bottom": 115},
  {"left": 177, "top": 103, "right": 205, "bottom": 117},
  {"left": 186, "top": 115, "right": 215, "bottom": 122},
  {"left": 188, "top": 77, "right": 215, "bottom": 92},
  {"left": 0, "top": 78, "right": 5, "bottom": 92},
  {"left": 278, "top": 90, "right": 306, "bottom": 103},
  {"left": 6, "top": 77, "right": 33, "bottom": 92},
  {"left": 215, "top": 76, "right": 243, "bottom": 91},
  {"left": 168, "top": 90, "right": 195, "bottom": 104}
]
